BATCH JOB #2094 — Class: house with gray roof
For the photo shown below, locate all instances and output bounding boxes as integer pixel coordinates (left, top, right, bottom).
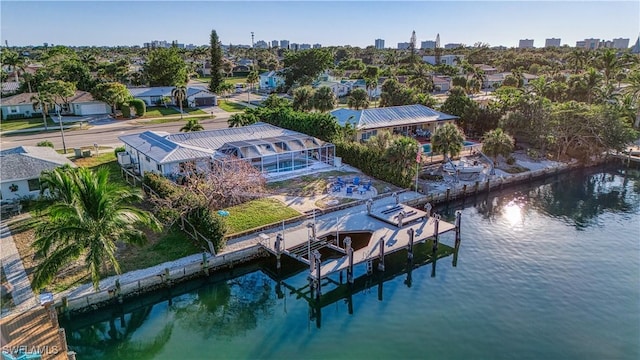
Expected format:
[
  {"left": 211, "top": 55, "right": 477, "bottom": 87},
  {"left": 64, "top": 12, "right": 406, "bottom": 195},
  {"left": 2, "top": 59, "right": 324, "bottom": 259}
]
[
  {"left": 0, "top": 146, "right": 76, "bottom": 201},
  {"left": 330, "top": 104, "right": 458, "bottom": 142},
  {"left": 1, "top": 90, "right": 110, "bottom": 120},
  {"left": 118, "top": 123, "right": 335, "bottom": 178},
  {"left": 128, "top": 86, "right": 217, "bottom": 107}
]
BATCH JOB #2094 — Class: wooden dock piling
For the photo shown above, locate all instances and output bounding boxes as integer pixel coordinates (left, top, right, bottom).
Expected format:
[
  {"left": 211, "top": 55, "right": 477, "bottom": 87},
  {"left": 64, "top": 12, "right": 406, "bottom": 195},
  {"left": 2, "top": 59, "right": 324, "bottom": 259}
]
[
  {"left": 407, "top": 228, "right": 415, "bottom": 260},
  {"left": 378, "top": 237, "right": 385, "bottom": 271},
  {"left": 433, "top": 215, "right": 440, "bottom": 252},
  {"left": 345, "top": 236, "right": 354, "bottom": 284}
]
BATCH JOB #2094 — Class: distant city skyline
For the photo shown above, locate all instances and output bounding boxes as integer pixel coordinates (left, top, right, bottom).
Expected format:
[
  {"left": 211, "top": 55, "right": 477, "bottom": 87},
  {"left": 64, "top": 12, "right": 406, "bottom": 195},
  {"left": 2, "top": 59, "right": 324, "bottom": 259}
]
[{"left": 1, "top": 1, "right": 638, "bottom": 49}]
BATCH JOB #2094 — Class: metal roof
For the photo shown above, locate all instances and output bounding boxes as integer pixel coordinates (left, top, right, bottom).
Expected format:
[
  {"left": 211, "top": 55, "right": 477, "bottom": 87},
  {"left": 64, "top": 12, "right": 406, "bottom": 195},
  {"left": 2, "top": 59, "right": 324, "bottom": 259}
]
[
  {"left": 331, "top": 104, "right": 458, "bottom": 130},
  {"left": 119, "top": 123, "right": 330, "bottom": 164},
  {"left": 0, "top": 146, "right": 76, "bottom": 181},
  {"left": 128, "top": 87, "right": 205, "bottom": 98}
]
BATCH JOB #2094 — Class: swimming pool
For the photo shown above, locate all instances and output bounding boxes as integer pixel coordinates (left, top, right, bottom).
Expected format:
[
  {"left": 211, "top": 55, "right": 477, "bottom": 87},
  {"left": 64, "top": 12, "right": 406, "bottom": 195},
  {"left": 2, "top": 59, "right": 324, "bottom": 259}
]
[{"left": 262, "top": 159, "right": 309, "bottom": 173}]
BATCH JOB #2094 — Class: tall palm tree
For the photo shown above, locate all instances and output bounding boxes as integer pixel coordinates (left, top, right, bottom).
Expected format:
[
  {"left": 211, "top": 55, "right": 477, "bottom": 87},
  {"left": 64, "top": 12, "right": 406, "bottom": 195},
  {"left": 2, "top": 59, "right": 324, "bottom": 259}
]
[
  {"left": 180, "top": 118, "right": 204, "bottom": 132},
  {"left": 347, "top": 88, "right": 369, "bottom": 110},
  {"left": 312, "top": 86, "right": 336, "bottom": 112},
  {"left": 481, "top": 128, "right": 514, "bottom": 163},
  {"left": 246, "top": 71, "right": 259, "bottom": 102},
  {"left": 595, "top": 49, "right": 619, "bottom": 87},
  {"left": 566, "top": 49, "right": 587, "bottom": 74},
  {"left": 171, "top": 85, "right": 187, "bottom": 119},
  {"left": 431, "top": 123, "right": 465, "bottom": 160},
  {"left": 385, "top": 137, "right": 420, "bottom": 176},
  {"left": 31, "top": 92, "right": 52, "bottom": 130},
  {"left": 365, "top": 77, "right": 379, "bottom": 106},
  {"left": 292, "top": 86, "right": 315, "bottom": 111},
  {"left": 33, "top": 167, "right": 161, "bottom": 290}
]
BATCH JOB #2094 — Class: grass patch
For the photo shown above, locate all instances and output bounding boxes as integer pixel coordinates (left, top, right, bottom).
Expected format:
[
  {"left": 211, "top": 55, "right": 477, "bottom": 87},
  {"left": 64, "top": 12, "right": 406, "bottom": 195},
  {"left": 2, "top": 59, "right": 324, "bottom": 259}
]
[
  {"left": 218, "top": 100, "right": 246, "bottom": 112},
  {"left": 116, "top": 229, "right": 201, "bottom": 273},
  {"left": 0, "top": 117, "right": 58, "bottom": 132},
  {"left": 196, "top": 76, "right": 247, "bottom": 85},
  {"left": 142, "top": 107, "right": 180, "bottom": 117},
  {"left": 223, "top": 198, "right": 301, "bottom": 234}
]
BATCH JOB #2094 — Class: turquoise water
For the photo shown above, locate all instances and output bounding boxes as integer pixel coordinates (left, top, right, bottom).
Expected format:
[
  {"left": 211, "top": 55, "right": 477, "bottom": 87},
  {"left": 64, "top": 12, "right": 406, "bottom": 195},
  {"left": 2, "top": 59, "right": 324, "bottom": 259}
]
[
  {"left": 62, "top": 167, "right": 640, "bottom": 359},
  {"left": 262, "top": 159, "right": 309, "bottom": 173}
]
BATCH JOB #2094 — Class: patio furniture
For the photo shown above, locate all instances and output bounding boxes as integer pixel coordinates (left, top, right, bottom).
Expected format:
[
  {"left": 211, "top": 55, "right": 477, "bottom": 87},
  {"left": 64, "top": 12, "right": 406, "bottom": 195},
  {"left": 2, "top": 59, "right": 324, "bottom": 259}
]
[
  {"left": 363, "top": 183, "right": 371, "bottom": 191},
  {"left": 346, "top": 187, "right": 353, "bottom": 196},
  {"left": 332, "top": 185, "right": 342, "bottom": 193},
  {"left": 353, "top": 177, "right": 360, "bottom": 186},
  {"left": 358, "top": 186, "right": 367, "bottom": 195}
]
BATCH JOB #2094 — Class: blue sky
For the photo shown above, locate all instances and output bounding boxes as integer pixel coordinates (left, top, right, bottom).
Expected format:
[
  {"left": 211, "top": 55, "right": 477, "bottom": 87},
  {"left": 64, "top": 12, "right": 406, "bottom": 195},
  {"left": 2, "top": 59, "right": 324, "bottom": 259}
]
[{"left": 1, "top": 1, "right": 638, "bottom": 48}]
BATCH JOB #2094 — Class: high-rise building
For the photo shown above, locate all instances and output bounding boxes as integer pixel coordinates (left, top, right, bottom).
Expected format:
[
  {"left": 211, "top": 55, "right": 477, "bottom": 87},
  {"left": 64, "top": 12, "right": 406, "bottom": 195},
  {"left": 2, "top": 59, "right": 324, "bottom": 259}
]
[
  {"left": 375, "top": 39, "right": 385, "bottom": 49},
  {"left": 444, "top": 43, "right": 462, "bottom": 49},
  {"left": 631, "top": 37, "right": 640, "bottom": 54},
  {"left": 271, "top": 40, "right": 279, "bottom": 48},
  {"left": 300, "top": 43, "right": 311, "bottom": 50},
  {"left": 280, "top": 40, "right": 290, "bottom": 49},
  {"left": 397, "top": 42, "right": 410, "bottom": 50},
  {"left": 255, "top": 40, "right": 268, "bottom": 49},
  {"left": 518, "top": 39, "right": 534, "bottom": 48},
  {"left": 612, "top": 38, "right": 630, "bottom": 49},
  {"left": 313, "top": 43, "right": 322, "bottom": 49},
  {"left": 290, "top": 43, "right": 299, "bottom": 51},
  {"left": 576, "top": 40, "right": 586, "bottom": 48},
  {"left": 545, "top": 38, "right": 561, "bottom": 47},
  {"left": 583, "top": 38, "right": 600, "bottom": 50},
  {"left": 421, "top": 40, "right": 436, "bottom": 49}
]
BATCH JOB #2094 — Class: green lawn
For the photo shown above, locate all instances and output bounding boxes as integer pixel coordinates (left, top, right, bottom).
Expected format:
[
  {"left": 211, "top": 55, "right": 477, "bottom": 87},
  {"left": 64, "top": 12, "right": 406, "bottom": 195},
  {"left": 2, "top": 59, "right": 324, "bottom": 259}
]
[
  {"left": 223, "top": 198, "right": 301, "bottom": 234},
  {"left": 0, "top": 117, "right": 59, "bottom": 131},
  {"left": 196, "top": 76, "right": 247, "bottom": 85},
  {"left": 142, "top": 107, "right": 180, "bottom": 117},
  {"left": 218, "top": 100, "right": 246, "bottom": 112},
  {"left": 118, "top": 230, "right": 201, "bottom": 273},
  {"left": 142, "top": 107, "right": 207, "bottom": 118}
]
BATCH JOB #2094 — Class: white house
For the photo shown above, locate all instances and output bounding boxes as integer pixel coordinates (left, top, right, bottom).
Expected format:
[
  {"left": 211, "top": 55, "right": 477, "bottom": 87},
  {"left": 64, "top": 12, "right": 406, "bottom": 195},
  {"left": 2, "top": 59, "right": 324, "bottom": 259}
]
[
  {"left": 118, "top": 123, "right": 336, "bottom": 178},
  {"left": 0, "top": 146, "right": 76, "bottom": 201},
  {"left": 423, "top": 55, "right": 464, "bottom": 66},
  {"left": 1, "top": 91, "right": 110, "bottom": 120},
  {"left": 314, "top": 81, "right": 350, "bottom": 98},
  {"left": 432, "top": 76, "right": 451, "bottom": 92},
  {"left": 128, "top": 87, "right": 217, "bottom": 107}
]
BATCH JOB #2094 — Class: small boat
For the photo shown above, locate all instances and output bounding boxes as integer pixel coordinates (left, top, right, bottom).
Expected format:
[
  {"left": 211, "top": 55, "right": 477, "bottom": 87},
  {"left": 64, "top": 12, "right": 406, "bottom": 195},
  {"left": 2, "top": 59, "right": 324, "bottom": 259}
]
[{"left": 443, "top": 160, "right": 484, "bottom": 174}]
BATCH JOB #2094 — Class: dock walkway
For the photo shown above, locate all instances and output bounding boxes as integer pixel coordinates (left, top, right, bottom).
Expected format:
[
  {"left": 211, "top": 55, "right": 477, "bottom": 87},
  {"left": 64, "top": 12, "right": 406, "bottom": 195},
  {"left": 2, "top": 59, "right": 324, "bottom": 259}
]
[{"left": 258, "top": 192, "right": 457, "bottom": 279}]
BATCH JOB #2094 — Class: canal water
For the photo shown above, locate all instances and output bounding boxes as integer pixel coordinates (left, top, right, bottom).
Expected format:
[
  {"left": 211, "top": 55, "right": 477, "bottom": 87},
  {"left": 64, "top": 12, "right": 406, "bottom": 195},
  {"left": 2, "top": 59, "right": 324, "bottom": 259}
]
[{"left": 61, "top": 167, "right": 640, "bottom": 359}]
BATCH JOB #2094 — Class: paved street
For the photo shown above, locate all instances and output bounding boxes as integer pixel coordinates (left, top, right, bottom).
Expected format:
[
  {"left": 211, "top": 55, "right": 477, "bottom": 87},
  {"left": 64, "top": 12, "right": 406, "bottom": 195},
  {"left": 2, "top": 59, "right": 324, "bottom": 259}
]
[{"left": 1, "top": 111, "right": 234, "bottom": 149}]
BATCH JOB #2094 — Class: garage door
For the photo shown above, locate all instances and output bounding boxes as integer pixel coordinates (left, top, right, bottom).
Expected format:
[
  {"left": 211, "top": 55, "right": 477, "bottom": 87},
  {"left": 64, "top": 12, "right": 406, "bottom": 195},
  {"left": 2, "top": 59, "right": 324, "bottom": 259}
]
[
  {"left": 195, "top": 98, "right": 214, "bottom": 106},
  {"left": 80, "top": 103, "right": 108, "bottom": 115}
]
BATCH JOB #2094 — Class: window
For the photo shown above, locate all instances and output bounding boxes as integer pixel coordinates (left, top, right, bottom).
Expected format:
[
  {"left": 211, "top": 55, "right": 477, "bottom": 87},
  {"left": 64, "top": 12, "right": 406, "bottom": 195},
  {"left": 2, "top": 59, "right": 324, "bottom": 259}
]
[
  {"left": 157, "top": 164, "right": 162, "bottom": 171},
  {"left": 10, "top": 108, "right": 17, "bottom": 113},
  {"left": 145, "top": 156, "right": 151, "bottom": 162},
  {"left": 28, "top": 179, "right": 40, "bottom": 191}
]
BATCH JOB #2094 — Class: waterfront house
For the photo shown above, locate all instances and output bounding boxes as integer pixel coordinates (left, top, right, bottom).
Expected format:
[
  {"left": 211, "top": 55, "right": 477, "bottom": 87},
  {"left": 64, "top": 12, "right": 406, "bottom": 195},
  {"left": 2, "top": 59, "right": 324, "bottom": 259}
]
[
  {"left": 0, "top": 146, "right": 76, "bottom": 201},
  {"left": 330, "top": 104, "right": 458, "bottom": 142},
  {"left": 1, "top": 91, "right": 110, "bottom": 120},
  {"left": 118, "top": 123, "right": 336, "bottom": 177}
]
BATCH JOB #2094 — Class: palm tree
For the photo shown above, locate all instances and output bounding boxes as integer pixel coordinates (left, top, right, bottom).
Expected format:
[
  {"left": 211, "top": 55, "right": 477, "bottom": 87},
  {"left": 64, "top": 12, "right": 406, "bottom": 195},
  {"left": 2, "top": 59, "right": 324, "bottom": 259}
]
[
  {"left": 366, "top": 130, "right": 396, "bottom": 153},
  {"left": 31, "top": 92, "right": 52, "bottom": 130},
  {"left": 227, "top": 113, "right": 256, "bottom": 128},
  {"left": 246, "top": 71, "right": 259, "bottom": 102},
  {"left": 171, "top": 85, "right": 187, "bottom": 119},
  {"left": 431, "top": 123, "right": 465, "bottom": 160},
  {"left": 312, "top": 86, "right": 336, "bottom": 112},
  {"left": 481, "top": 128, "right": 514, "bottom": 163},
  {"left": 180, "top": 118, "right": 204, "bottom": 132},
  {"left": 385, "top": 137, "right": 420, "bottom": 175},
  {"left": 566, "top": 49, "right": 587, "bottom": 74},
  {"left": 33, "top": 167, "right": 161, "bottom": 290},
  {"left": 292, "top": 86, "right": 315, "bottom": 111},
  {"left": 595, "top": 49, "right": 619, "bottom": 87},
  {"left": 347, "top": 88, "right": 369, "bottom": 110},
  {"left": 365, "top": 77, "right": 379, "bottom": 106}
]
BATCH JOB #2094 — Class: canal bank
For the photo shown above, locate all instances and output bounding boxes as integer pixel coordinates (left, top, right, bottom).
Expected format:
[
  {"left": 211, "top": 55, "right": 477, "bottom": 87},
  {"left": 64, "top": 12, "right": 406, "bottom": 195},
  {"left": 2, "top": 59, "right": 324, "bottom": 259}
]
[
  {"left": 53, "top": 156, "right": 615, "bottom": 316},
  {"left": 59, "top": 167, "right": 640, "bottom": 360}
]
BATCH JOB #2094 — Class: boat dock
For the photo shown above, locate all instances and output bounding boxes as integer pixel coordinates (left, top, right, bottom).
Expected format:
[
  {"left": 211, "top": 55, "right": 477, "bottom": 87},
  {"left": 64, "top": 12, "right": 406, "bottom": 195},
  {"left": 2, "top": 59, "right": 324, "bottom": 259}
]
[
  {"left": 258, "top": 193, "right": 461, "bottom": 297},
  {"left": 0, "top": 304, "right": 72, "bottom": 360}
]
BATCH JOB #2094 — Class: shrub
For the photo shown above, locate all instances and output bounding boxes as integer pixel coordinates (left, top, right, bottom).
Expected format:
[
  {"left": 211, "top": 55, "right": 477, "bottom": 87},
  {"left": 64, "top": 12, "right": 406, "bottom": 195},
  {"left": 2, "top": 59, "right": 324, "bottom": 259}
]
[
  {"left": 113, "top": 146, "right": 126, "bottom": 157},
  {"left": 120, "top": 104, "right": 131, "bottom": 118},
  {"left": 506, "top": 156, "right": 516, "bottom": 165},
  {"left": 186, "top": 207, "right": 227, "bottom": 252},
  {"left": 129, "top": 99, "right": 146, "bottom": 117},
  {"left": 526, "top": 148, "right": 539, "bottom": 159},
  {"left": 37, "top": 140, "right": 54, "bottom": 148}
]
